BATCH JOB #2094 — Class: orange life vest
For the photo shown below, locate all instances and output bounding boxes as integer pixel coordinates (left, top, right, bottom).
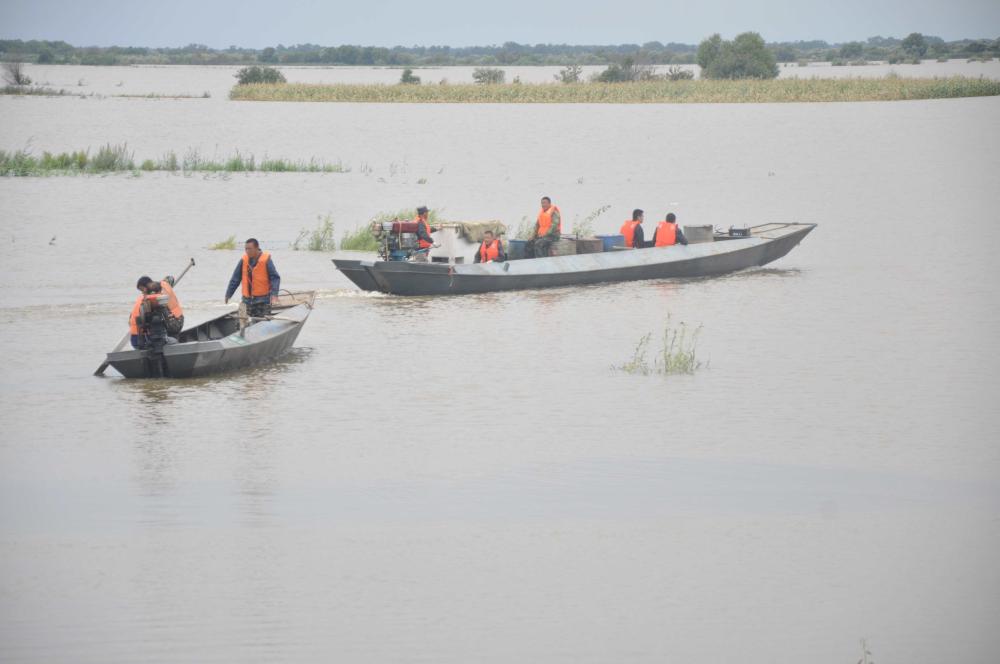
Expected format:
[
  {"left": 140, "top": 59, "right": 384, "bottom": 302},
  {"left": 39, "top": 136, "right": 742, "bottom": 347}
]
[
  {"left": 242, "top": 251, "right": 272, "bottom": 298},
  {"left": 536, "top": 205, "right": 562, "bottom": 238},
  {"left": 159, "top": 280, "right": 183, "bottom": 318},
  {"left": 479, "top": 239, "right": 501, "bottom": 262},
  {"left": 620, "top": 220, "right": 640, "bottom": 248},
  {"left": 128, "top": 294, "right": 144, "bottom": 335},
  {"left": 416, "top": 218, "right": 434, "bottom": 249},
  {"left": 128, "top": 288, "right": 181, "bottom": 335},
  {"left": 655, "top": 221, "right": 678, "bottom": 247}
]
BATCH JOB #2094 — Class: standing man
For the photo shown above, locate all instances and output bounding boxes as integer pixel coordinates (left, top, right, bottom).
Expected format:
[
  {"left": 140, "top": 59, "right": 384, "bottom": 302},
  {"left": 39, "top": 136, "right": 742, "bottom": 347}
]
[
  {"left": 129, "top": 274, "right": 185, "bottom": 348},
  {"left": 653, "top": 212, "right": 689, "bottom": 247},
  {"left": 225, "top": 238, "right": 280, "bottom": 317},
  {"left": 532, "top": 196, "right": 561, "bottom": 258},
  {"left": 620, "top": 209, "right": 647, "bottom": 248},
  {"left": 413, "top": 206, "right": 438, "bottom": 261},
  {"left": 473, "top": 229, "right": 507, "bottom": 263}
]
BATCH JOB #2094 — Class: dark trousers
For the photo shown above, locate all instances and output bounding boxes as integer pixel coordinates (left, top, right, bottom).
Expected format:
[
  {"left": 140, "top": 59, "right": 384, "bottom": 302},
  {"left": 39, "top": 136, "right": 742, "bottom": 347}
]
[
  {"left": 165, "top": 314, "right": 184, "bottom": 336},
  {"left": 244, "top": 297, "right": 271, "bottom": 317},
  {"left": 533, "top": 237, "right": 555, "bottom": 258}
]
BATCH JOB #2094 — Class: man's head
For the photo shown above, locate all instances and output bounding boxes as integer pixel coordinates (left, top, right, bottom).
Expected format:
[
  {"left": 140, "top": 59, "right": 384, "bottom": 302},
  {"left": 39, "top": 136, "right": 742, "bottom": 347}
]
[
  {"left": 666, "top": 213, "right": 676, "bottom": 223},
  {"left": 483, "top": 230, "right": 495, "bottom": 243},
  {"left": 633, "top": 209, "right": 644, "bottom": 222},
  {"left": 245, "top": 238, "right": 261, "bottom": 259},
  {"left": 136, "top": 276, "right": 154, "bottom": 293},
  {"left": 540, "top": 196, "right": 551, "bottom": 211},
  {"left": 416, "top": 206, "right": 429, "bottom": 220}
]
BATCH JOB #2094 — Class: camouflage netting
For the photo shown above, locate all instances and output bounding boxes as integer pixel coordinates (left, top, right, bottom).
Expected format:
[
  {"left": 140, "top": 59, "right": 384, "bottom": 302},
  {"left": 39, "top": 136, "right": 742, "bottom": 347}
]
[{"left": 442, "top": 221, "right": 508, "bottom": 243}]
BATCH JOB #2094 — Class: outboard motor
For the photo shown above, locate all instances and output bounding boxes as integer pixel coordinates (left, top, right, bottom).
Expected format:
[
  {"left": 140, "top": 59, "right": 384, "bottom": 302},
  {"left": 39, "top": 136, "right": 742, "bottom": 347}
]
[
  {"left": 137, "top": 293, "right": 171, "bottom": 376},
  {"left": 371, "top": 220, "right": 421, "bottom": 261}
]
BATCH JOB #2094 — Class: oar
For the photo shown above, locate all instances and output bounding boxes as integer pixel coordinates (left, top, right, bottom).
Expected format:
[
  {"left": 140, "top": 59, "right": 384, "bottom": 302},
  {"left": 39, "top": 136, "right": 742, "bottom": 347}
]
[{"left": 94, "top": 258, "right": 195, "bottom": 376}]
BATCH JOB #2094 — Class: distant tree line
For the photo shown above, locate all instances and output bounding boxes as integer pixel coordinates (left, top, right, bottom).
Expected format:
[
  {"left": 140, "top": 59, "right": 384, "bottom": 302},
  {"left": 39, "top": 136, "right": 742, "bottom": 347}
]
[{"left": 1, "top": 34, "right": 998, "bottom": 67}]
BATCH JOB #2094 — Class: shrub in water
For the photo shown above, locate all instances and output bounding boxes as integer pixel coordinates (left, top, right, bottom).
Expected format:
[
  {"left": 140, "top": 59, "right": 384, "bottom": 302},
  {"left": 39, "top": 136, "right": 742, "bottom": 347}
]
[
  {"left": 235, "top": 65, "right": 286, "bottom": 85},
  {"left": 399, "top": 68, "right": 421, "bottom": 85},
  {"left": 555, "top": 64, "right": 583, "bottom": 83},
  {"left": 472, "top": 67, "right": 505, "bottom": 84},
  {"left": 698, "top": 32, "right": 779, "bottom": 79}
]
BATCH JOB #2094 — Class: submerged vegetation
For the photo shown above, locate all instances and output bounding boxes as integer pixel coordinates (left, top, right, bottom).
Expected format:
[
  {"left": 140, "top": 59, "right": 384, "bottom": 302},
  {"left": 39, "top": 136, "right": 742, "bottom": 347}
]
[
  {"left": 616, "top": 319, "right": 705, "bottom": 376},
  {"left": 0, "top": 144, "right": 349, "bottom": 176},
  {"left": 208, "top": 235, "right": 238, "bottom": 250},
  {"left": 293, "top": 215, "right": 337, "bottom": 251},
  {"left": 230, "top": 75, "right": 1000, "bottom": 104}
]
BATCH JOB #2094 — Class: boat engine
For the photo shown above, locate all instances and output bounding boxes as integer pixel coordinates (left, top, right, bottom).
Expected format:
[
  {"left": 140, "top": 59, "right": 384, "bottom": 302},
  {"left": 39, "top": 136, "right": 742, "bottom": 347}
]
[
  {"left": 137, "top": 294, "right": 170, "bottom": 352},
  {"left": 371, "top": 220, "right": 422, "bottom": 261}
]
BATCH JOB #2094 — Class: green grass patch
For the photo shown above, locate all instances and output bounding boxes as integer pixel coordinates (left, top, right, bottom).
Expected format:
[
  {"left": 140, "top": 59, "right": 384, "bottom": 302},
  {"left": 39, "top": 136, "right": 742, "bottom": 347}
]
[
  {"left": 0, "top": 144, "right": 350, "bottom": 176},
  {"left": 340, "top": 225, "right": 380, "bottom": 251},
  {"left": 230, "top": 76, "right": 1000, "bottom": 103},
  {"left": 208, "top": 235, "right": 238, "bottom": 250},
  {"left": 1, "top": 85, "right": 68, "bottom": 96}
]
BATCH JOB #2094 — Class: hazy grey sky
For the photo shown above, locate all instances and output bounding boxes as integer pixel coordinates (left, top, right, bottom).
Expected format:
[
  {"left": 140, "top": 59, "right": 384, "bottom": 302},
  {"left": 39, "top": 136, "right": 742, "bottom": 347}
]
[{"left": 1, "top": 0, "right": 997, "bottom": 48}]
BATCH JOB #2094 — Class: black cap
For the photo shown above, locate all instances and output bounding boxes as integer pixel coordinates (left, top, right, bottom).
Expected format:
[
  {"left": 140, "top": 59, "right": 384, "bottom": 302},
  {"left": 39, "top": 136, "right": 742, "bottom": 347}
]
[{"left": 416, "top": 206, "right": 429, "bottom": 215}]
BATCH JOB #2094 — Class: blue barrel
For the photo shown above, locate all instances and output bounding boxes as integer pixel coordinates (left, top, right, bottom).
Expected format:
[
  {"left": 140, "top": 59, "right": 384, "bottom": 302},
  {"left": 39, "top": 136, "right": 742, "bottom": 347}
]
[
  {"left": 596, "top": 234, "right": 625, "bottom": 251},
  {"left": 507, "top": 239, "right": 528, "bottom": 260}
]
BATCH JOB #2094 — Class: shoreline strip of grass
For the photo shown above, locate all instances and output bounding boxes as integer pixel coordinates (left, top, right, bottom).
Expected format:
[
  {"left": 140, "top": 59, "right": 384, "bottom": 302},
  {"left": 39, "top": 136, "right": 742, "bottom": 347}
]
[
  {"left": 0, "top": 144, "right": 350, "bottom": 176},
  {"left": 229, "top": 76, "right": 1000, "bottom": 103}
]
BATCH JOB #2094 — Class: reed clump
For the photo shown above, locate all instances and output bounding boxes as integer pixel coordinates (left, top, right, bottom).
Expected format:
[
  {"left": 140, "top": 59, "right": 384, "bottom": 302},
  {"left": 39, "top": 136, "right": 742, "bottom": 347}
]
[
  {"left": 1, "top": 85, "right": 68, "bottom": 96},
  {"left": 616, "top": 319, "right": 704, "bottom": 376},
  {"left": 293, "top": 215, "right": 337, "bottom": 251},
  {"left": 209, "top": 235, "right": 238, "bottom": 250},
  {"left": 0, "top": 144, "right": 349, "bottom": 176},
  {"left": 340, "top": 225, "right": 380, "bottom": 251},
  {"left": 0, "top": 143, "right": 134, "bottom": 175},
  {"left": 230, "top": 76, "right": 1000, "bottom": 104}
]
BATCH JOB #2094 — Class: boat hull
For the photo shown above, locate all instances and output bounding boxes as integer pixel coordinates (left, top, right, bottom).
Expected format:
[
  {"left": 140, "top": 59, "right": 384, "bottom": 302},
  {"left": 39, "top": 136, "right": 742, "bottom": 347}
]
[
  {"left": 334, "top": 223, "right": 815, "bottom": 296},
  {"left": 105, "top": 292, "right": 315, "bottom": 379}
]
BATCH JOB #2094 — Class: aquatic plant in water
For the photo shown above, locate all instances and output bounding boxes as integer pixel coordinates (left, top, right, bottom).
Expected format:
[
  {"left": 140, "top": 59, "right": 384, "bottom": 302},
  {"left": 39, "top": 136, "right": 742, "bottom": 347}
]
[
  {"left": 208, "top": 235, "right": 237, "bottom": 250},
  {"left": 293, "top": 215, "right": 337, "bottom": 251},
  {"left": 616, "top": 318, "right": 704, "bottom": 376},
  {"left": 0, "top": 143, "right": 350, "bottom": 176}
]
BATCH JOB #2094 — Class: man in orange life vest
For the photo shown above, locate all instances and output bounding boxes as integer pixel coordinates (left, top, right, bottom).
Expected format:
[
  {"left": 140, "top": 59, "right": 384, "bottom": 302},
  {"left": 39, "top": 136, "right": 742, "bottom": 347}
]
[
  {"left": 413, "top": 206, "right": 439, "bottom": 261},
  {"left": 652, "top": 212, "right": 689, "bottom": 247},
  {"left": 620, "top": 209, "right": 648, "bottom": 248},
  {"left": 531, "top": 196, "right": 561, "bottom": 258},
  {"left": 129, "top": 275, "right": 184, "bottom": 349},
  {"left": 473, "top": 229, "right": 507, "bottom": 263},
  {"left": 225, "top": 238, "right": 281, "bottom": 317}
]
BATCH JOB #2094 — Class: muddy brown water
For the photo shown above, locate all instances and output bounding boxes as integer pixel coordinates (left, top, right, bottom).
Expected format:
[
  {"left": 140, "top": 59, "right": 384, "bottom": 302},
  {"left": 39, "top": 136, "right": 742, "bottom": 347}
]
[{"left": 1, "top": 67, "right": 999, "bottom": 663}]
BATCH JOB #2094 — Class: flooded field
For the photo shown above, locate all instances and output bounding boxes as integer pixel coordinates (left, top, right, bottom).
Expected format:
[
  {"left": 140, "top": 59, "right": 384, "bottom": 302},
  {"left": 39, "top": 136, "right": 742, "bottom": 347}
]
[{"left": 1, "top": 66, "right": 999, "bottom": 663}]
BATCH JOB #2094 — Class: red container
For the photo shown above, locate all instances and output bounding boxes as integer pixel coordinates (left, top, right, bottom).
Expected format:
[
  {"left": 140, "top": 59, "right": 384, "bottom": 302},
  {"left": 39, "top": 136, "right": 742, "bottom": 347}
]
[{"left": 390, "top": 221, "right": 419, "bottom": 233}]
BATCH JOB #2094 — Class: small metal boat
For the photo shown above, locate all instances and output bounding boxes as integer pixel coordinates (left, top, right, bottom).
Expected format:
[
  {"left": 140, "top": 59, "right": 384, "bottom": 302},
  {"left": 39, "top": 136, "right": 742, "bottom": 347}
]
[
  {"left": 333, "top": 223, "right": 816, "bottom": 296},
  {"left": 103, "top": 291, "right": 316, "bottom": 378}
]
